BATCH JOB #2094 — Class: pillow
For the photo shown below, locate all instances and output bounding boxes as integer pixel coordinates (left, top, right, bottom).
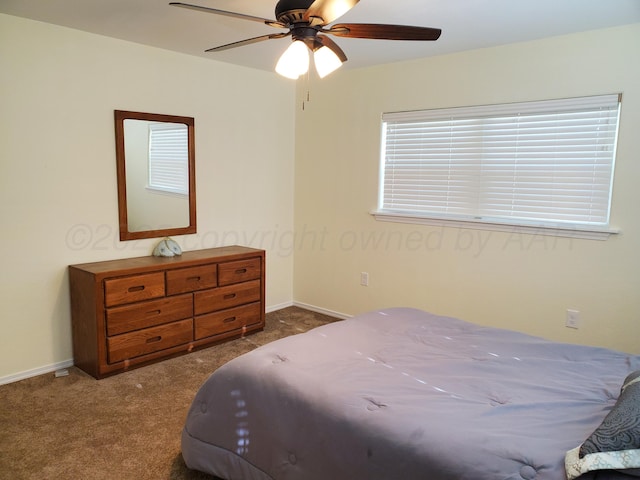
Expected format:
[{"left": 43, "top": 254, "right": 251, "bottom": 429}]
[{"left": 565, "top": 371, "right": 640, "bottom": 480}]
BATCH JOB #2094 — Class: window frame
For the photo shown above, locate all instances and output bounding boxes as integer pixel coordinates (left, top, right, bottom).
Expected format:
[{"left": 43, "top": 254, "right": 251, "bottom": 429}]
[
  {"left": 147, "top": 122, "right": 189, "bottom": 197},
  {"left": 373, "top": 94, "right": 622, "bottom": 240}
]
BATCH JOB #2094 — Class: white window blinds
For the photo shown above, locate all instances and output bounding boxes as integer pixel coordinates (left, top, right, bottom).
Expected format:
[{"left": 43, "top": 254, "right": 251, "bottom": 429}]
[
  {"left": 379, "top": 94, "right": 621, "bottom": 230},
  {"left": 148, "top": 122, "right": 189, "bottom": 195}
]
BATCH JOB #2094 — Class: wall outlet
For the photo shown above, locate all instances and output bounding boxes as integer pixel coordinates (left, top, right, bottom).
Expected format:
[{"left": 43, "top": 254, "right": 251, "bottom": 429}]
[
  {"left": 360, "top": 272, "right": 369, "bottom": 286},
  {"left": 565, "top": 309, "right": 581, "bottom": 329}
]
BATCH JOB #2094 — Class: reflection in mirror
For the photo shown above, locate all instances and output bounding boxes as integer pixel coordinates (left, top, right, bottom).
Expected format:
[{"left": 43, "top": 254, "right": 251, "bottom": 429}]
[
  {"left": 124, "top": 119, "right": 189, "bottom": 232},
  {"left": 114, "top": 110, "right": 196, "bottom": 241}
]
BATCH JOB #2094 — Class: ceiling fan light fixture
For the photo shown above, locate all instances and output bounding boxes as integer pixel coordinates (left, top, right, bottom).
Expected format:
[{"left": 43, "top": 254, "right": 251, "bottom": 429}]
[
  {"left": 314, "top": 45, "right": 343, "bottom": 78},
  {"left": 275, "top": 40, "right": 309, "bottom": 79}
]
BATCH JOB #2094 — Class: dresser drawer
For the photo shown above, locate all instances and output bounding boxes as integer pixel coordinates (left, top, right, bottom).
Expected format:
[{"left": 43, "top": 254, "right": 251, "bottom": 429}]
[
  {"left": 104, "top": 272, "right": 165, "bottom": 307},
  {"left": 166, "top": 264, "right": 217, "bottom": 295},
  {"left": 195, "top": 302, "right": 262, "bottom": 340},
  {"left": 106, "top": 294, "right": 193, "bottom": 336},
  {"left": 218, "top": 258, "right": 261, "bottom": 286},
  {"left": 107, "top": 318, "right": 193, "bottom": 364},
  {"left": 194, "top": 280, "right": 261, "bottom": 316}
]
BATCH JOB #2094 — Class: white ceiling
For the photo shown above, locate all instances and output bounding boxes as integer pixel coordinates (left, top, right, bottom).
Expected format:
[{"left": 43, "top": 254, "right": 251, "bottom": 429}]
[{"left": 2, "top": 0, "right": 639, "bottom": 73}]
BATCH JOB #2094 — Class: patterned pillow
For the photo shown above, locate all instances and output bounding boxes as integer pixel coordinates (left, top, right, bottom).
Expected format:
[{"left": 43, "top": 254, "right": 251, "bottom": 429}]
[{"left": 565, "top": 371, "right": 640, "bottom": 480}]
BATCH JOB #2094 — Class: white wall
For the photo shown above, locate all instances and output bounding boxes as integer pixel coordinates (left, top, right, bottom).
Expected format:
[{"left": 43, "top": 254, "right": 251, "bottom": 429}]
[
  {"left": 0, "top": 14, "right": 296, "bottom": 381},
  {"left": 294, "top": 24, "right": 640, "bottom": 354}
]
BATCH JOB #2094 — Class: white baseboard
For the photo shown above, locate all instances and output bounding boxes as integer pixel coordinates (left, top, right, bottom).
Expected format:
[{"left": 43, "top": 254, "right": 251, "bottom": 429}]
[
  {"left": 292, "top": 301, "right": 352, "bottom": 320},
  {"left": 267, "top": 301, "right": 351, "bottom": 320},
  {"left": 0, "top": 359, "right": 74, "bottom": 386},
  {"left": 266, "top": 301, "right": 294, "bottom": 313}
]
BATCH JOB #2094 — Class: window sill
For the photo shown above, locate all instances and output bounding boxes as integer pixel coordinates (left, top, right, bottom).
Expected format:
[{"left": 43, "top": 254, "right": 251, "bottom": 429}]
[
  {"left": 370, "top": 211, "right": 619, "bottom": 241},
  {"left": 145, "top": 186, "right": 188, "bottom": 197}
]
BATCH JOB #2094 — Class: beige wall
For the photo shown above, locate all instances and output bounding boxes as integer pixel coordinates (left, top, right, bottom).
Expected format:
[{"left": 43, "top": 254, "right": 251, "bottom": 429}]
[
  {"left": 0, "top": 14, "right": 296, "bottom": 381},
  {"left": 293, "top": 24, "right": 640, "bottom": 354},
  {"left": 2, "top": 12, "right": 638, "bottom": 383}
]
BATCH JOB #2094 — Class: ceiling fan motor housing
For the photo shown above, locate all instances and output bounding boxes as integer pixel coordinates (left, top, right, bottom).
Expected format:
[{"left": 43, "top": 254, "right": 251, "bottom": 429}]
[{"left": 275, "top": 0, "right": 315, "bottom": 25}]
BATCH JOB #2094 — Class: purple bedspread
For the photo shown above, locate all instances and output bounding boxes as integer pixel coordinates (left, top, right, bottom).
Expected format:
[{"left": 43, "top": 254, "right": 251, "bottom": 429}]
[{"left": 182, "top": 308, "right": 640, "bottom": 480}]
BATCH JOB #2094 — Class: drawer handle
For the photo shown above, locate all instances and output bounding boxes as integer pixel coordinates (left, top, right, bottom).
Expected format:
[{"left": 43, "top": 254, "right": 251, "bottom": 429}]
[
  {"left": 146, "top": 336, "right": 162, "bottom": 344},
  {"left": 187, "top": 276, "right": 201, "bottom": 282},
  {"left": 223, "top": 293, "right": 237, "bottom": 300},
  {"left": 235, "top": 268, "right": 247, "bottom": 274},
  {"left": 147, "top": 309, "right": 162, "bottom": 316},
  {"left": 223, "top": 316, "right": 237, "bottom": 324},
  {"left": 128, "top": 285, "right": 145, "bottom": 293}
]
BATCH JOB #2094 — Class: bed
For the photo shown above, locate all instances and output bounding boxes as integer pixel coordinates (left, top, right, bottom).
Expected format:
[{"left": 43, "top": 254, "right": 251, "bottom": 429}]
[{"left": 181, "top": 308, "right": 640, "bottom": 480}]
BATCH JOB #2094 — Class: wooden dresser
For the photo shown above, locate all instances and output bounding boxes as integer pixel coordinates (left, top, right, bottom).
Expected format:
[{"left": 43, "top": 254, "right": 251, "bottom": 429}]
[{"left": 69, "top": 246, "right": 265, "bottom": 379}]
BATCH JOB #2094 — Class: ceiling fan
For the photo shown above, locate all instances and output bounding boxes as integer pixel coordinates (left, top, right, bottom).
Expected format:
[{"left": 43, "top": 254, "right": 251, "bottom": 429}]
[{"left": 169, "top": 0, "right": 442, "bottom": 79}]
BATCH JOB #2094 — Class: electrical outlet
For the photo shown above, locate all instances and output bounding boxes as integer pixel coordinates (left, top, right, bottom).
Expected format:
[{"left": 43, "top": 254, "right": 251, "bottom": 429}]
[
  {"left": 360, "top": 272, "right": 369, "bottom": 286},
  {"left": 565, "top": 309, "right": 581, "bottom": 329}
]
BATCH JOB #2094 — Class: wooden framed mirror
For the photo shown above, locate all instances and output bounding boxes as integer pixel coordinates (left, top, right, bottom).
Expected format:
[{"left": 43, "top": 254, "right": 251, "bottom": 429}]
[{"left": 114, "top": 110, "right": 196, "bottom": 241}]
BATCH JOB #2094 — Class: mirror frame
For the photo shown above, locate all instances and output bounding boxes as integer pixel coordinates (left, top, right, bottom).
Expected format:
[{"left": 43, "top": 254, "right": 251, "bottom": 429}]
[{"left": 114, "top": 110, "right": 196, "bottom": 241}]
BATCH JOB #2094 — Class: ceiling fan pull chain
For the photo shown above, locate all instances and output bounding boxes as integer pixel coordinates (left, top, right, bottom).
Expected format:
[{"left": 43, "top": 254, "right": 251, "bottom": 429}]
[{"left": 302, "top": 70, "right": 311, "bottom": 111}]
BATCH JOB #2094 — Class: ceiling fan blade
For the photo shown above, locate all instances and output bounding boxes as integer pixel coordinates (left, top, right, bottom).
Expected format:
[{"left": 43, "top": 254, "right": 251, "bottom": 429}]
[
  {"left": 314, "top": 35, "right": 347, "bottom": 62},
  {"left": 169, "top": 2, "right": 286, "bottom": 29},
  {"left": 304, "top": 0, "right": 359, "bottom": 26},
  {"left": 328, "top": 23, "right": 442, "bottom": 41},
  {"left": 205, "top": 32, "right": 290, "bottom": 52}
]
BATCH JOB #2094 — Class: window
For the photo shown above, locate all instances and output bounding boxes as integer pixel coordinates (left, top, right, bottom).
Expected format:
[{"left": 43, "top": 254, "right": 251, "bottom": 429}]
[
  {"left": 375, "top": 94, "right": 621, "bottom": 239},
  {"left": 148, "top": 122, "right": 189, "bottom": 195}
]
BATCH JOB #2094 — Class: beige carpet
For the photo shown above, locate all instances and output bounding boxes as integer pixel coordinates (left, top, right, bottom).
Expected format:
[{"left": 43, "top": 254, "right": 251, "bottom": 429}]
[{"left": 0, "top": 307, "right": 338, "bottom": 480}]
